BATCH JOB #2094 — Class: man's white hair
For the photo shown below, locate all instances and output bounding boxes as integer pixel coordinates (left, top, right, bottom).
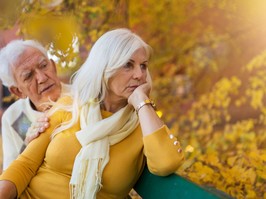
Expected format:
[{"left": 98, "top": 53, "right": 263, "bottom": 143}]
[{"left": 0, "top": 39, "right": 48, "bottom": 87}]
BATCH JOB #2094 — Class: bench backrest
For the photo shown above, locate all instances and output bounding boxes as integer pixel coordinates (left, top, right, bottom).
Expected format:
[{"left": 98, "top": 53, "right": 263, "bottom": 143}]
[{"left": 134, "top": 166, "right": 233, "bottom": 199}]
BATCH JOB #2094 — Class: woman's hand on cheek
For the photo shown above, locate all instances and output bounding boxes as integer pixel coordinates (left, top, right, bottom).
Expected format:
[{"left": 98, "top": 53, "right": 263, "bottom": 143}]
[{"left": 128, "top": 81, "right": 151, "bottom": 109}]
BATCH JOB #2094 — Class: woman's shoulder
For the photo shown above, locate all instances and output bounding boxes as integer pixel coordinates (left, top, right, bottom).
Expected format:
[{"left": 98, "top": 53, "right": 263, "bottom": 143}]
[
  {"left": 47, "top": 95, "right": 73, "bottom": 118},
  {"left": 57, "top": 95, "right": 73, "bottom": 105}
]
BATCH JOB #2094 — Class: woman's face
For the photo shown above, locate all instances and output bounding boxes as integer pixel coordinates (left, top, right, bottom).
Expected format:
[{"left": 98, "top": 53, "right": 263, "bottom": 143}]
[{"left": 107, "top": 47, "right": 149, "bottom": 102}]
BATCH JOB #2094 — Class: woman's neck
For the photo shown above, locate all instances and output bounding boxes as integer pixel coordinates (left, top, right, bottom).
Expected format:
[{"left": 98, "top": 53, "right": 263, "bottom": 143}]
[{"left": 101, "top": 98, "right": 127, "bottom": 113}]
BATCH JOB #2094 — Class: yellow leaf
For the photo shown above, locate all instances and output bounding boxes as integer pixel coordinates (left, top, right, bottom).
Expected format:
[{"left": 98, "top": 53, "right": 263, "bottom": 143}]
[
  {"left": 185, "top": 145, "right": 194, "bottom": 153},
  {"left": 246, "top": 190, "right": 257, "bottom": 199},
  {"left": 227, "top": 156, "right": 237, "bottom": 167}
]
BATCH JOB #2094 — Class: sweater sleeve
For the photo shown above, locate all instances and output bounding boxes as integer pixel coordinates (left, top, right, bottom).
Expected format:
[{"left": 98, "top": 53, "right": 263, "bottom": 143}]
[
  {"left": 143, "top": 125, "right": 184, "bottom": 176},
  {"left": 0, "top": 108, "right": 67, "bottom": 197}
]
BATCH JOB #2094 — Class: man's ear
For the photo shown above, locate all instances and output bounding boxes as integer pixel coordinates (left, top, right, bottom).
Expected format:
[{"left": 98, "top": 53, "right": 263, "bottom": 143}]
[
  {"left": 9, "top": 86, "right": 26, "bottom": 99},
  {"left": 50, "top": 59, "right": 57, "bottom": 74}
]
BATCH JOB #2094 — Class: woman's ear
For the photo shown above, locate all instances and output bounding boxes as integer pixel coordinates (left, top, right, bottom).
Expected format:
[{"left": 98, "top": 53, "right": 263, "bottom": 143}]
[{"left": 9, "top": 86, "right": 27, "bottom": 99}]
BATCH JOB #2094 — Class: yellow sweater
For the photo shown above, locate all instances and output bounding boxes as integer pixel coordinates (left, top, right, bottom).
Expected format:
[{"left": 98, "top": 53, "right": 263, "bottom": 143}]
[{"left": 0, "top": 105, "right": 184, "bottom": 199}]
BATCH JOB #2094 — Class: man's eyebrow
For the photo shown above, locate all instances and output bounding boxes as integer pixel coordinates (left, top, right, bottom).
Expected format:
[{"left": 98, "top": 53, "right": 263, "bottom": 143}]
[
  {"left": 20, "top": 70, "right": 31, "bottom": 78},
  {"left": 38, "top": 56, "right": 47, "bottom": 63}
]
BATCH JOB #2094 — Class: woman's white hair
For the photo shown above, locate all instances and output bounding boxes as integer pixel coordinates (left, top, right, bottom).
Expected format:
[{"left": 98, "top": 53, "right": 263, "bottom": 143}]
[
  {"left": 51, "top": 28, "right": 152, "bottom": 135},
  {"left": 0, "top": 39, "right": 48, "bottom": 87},
  {"left": 72, "top": 28, "right": 152, "bottom": 104}
]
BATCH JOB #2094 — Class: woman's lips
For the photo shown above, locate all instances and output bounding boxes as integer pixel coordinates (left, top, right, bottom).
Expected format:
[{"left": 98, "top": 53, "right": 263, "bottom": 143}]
[{"left": 127, "top": 85, "right": 138, "bottom": 91}]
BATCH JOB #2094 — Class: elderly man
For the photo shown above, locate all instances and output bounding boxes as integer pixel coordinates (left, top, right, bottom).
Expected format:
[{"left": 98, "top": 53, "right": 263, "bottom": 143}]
[{"left": 0, "top": 40, "right": 70, "bottom": 170}]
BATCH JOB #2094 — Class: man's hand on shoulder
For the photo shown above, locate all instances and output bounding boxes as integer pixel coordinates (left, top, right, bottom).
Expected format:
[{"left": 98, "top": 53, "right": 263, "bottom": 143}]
[{"left": 25, "top": 115, "right": 50, "bottom": 145}]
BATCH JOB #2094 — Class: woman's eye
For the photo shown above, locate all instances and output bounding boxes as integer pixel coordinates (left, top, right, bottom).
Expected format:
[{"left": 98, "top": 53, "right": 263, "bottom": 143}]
[
  {"left": 140, "top": 64, "right": 147, "bottom": 70},
  {"left": 124, "top": 62, "right": 133, "bottom": 69},
  {"left": 140, "top": 64, "right": 147, "bottom": 69}
]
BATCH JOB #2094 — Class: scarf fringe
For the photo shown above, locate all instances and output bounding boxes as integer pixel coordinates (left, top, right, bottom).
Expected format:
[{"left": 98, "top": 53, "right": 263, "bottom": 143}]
[{"left": 70, "top": 159, "right": 105, "bottom": 199}]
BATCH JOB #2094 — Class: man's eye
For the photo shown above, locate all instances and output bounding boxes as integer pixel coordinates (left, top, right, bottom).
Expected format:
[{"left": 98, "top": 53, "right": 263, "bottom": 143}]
[
  {"left": 40, "top": 63, "right": 47, "bottom": 68},
  {"left": 23, "top": 73, "right": 32, "bottom": 81}
]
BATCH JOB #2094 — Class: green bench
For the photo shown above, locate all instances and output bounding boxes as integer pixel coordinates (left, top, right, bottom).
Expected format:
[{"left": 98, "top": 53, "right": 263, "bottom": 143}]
[{"left": 134, "top": 166, "right": 233, "bottom": 199}]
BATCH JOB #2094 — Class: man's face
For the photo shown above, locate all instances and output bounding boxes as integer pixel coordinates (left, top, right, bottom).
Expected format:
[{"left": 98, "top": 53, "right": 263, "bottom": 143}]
[{"left": 11, "top": 47, "right": 61, "bottom": 111}]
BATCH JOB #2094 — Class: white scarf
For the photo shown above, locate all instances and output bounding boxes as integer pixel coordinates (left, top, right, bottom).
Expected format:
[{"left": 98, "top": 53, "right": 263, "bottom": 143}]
[{"left": 70, "top": 102, "right": 139, "bottom": 199}]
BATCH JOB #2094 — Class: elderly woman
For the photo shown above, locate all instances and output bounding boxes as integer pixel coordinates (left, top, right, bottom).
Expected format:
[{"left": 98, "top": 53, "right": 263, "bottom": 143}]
[{"left": 0, "top": 28, "right": 184, "bottom": 199}]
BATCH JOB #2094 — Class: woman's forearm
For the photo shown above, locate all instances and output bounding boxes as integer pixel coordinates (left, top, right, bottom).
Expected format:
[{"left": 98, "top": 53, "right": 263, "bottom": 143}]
[
  {"left": 137, "top": 104, "right": 164, "bottom": 136},
  {"left": 0, "top": 180, "right": 17, "bottom": 199}
]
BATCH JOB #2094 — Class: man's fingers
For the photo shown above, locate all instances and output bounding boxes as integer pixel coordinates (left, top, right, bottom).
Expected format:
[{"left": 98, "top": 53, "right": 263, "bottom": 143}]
[
  {"left": 38, "top": 123, "right": 50, "bottom": 133},
  {"left": 25, "top": 115, "right": 50, "bottom": 145},
  {"left": 25, "top": 132, "right": 40, "bottom": 145},
  {"left": 37, "top": 116, "right": 49, "bottom": 122},
  {"left": 33, "top": 121, "right": 49, "bottom": 129}
]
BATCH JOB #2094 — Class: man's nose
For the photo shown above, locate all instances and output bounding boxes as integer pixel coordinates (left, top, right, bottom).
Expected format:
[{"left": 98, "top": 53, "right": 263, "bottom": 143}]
[{"left": 36, "top": 70, "right": 48, "bottom": 84}]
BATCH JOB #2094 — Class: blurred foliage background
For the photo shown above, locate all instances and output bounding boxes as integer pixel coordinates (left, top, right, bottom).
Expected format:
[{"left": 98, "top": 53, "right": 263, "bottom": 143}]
[{"left": 1, "top": 0, "right": 266, "bottom": 198}]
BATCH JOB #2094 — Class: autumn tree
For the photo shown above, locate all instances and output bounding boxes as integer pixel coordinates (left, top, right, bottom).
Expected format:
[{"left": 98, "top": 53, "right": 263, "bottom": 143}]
[{"left": 0, "top": 0, "right": 266, "bottom": 198}]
